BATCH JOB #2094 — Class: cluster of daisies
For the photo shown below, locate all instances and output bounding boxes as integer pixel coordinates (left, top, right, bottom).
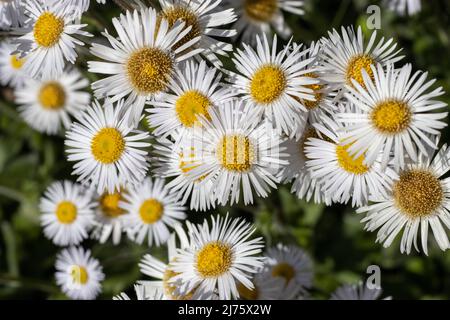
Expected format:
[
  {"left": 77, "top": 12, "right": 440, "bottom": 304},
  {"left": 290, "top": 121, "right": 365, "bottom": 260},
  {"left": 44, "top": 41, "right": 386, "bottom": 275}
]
[{"left": 0, "top": 0, "right": 447, "bottom": 300}]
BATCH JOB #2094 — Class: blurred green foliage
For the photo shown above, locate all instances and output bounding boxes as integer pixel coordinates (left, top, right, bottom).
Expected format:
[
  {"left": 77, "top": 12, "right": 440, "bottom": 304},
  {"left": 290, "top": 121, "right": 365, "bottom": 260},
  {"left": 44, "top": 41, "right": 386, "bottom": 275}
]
[{"left": 0, "top": 0, "right": 449, "bottom": 299}]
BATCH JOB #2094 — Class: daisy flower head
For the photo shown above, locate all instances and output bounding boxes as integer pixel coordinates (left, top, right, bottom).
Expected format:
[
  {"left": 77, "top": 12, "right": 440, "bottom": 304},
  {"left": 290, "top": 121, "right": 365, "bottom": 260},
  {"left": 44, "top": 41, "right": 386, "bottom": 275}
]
[
  {"left": 237, "top": 269, "right": 297, "bottom": 300},
  {"left": 65, "top": 100, "right": 151, "bottom": 194},
  {"left": 230, "top": 34, "right": 318, "bottom": 137},
  {"left": 228, "top": 0, "right": 304, "bottom": 44},
  {"left": 47, "top": 0, "right": 90, "bottom": 19},
  {"left": 147, "top": 59, "right": 235, "bottom": 138},
  {"left": 0, "top": 39, "right": 28, "bottom": 88},
  {"left": 121, "top": 177, "right": 186, "bottom": 247},
  {"left": 304, "top": 114, "right": 395, "bottom": 207},
  {"left": 339, "top": 63, "right": 448, "bottom": 171},
  {"left": 319, "top": 26, "right": 403, "bottom": 97},
  {"left": 359, "top": 144, "right": 450, "bottom": 255},
  {"left": 385, "top": 0, "right": 421, "bottom": 16},
  {"left": 170, "top": 214, "right": 265, "bottom": 300},
  {"left": 15, "top": 68, "right": 90, "bottom": 135},
  {"left": 113, "top": 284, "right": 164, "bottom": 300},
  {"left": 40, "top": 181, "right": 95, "bottom": 246},
  {"left": 152, "top": 135, "right": 216, "bottom": 212},
  {"left": 55, "top": 246, "right": 104, "bottom": 300},
  {"left": 157, "top": 0, "right": 237, "bottom": 68},
  {"left": 186, "top": 100, "right": 287, "bottom": 206},
  {"left": 331, "top": 281, "right": 390, "bottom": 300},
  {"left": 88, "top": 7, "right": 203, "bottom": 125},
  {"left": 15, "top": 0, "right": 92, "bottom": 79},
  {"left": 0, "top": 0, "right": 24, "bottom": 29}
]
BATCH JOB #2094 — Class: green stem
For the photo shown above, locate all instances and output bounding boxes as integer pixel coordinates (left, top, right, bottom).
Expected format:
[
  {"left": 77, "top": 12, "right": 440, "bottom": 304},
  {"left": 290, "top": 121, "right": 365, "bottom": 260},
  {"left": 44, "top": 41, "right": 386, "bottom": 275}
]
[{"left": 0, "top": 274, "right": 60, "bottom": 294}]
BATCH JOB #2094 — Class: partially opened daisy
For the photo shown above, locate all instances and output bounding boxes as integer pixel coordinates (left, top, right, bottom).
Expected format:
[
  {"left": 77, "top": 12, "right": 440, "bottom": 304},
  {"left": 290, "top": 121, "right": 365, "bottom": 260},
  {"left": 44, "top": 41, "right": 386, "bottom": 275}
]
[
  {"left": 170, "top": 214, "right": 265, "bottom": 300},
  {"left": 0, "top": 0, "right": 24, "bottom": 29},
  {"left": 339, "top": 63, "right": 448, "bottom": 170},
  {"left": 121, "top": 177, "right": 186, "bottom": 247},
  {"left": 320, "top": 26, "right": 403, "bottom": 96},
  {"left": 157, "top": 0, "right": 237, "bottom": 67},
  {"left": 385, "top": 0, "right": 421, "bottom": 15},
  {"left": 237, "top": 270, "right": 296, "bottom": 300},
  {"left": 330, "top": 281, "right": 390, "bottom": 300},
  {"left": 147, "top": 60, "right": 235, "bottom": 138},
  {"left": 152, "top": 136, "right": 216, "bottom": 212},
  {"left": 230, "top": 34, "right": 317, "bottom": 137},
  {"left": 186, "top": 100, "right": 287, "bottom": 206},
  {"left": 228, "top": 0, "right": 304, "bottom": 44},
  {"left": 40, "top": 180, "right": 95, "bottom": 246},
  {"left": 15, "top": 0, "right": 92, "bottom": 79},
  {"left": 0, "top": 39, "right": 28, "bottom": 88},
  {"left": 16, "top": 69, "right": 90, "bottom": 135},
  {"left": 113, "top": 284, "right": 164, "bottom": 300},
  {"left": 359, "top": 144, "right": 450, "bottom": 255},
  {"left": 55, "top": 247, "right": 104, "bottom": 300},
  {"left": 65, "top": 100, "right": 150, "bottom": 194},
  {"left": 88, "top": 7, "right": 202, "bottom": 125},
  {"left": 304, "top": 114, "right": 395, "bottom": 207}
]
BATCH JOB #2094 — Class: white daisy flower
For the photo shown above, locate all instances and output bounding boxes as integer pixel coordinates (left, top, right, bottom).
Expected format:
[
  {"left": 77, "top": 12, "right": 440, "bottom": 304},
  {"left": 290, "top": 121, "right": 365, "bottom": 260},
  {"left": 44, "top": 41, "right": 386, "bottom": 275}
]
[
  {"left": 237, "top": 270, "right": 292, "bottom": 300},
  {"left": 331, "top": 281, "right": 390, "bottom": 300},
  {"left": 47, "top": 0, "right": 90, "bottom": 18},
  {"left": 147, "top": 59, "right": 235, "bottom": 138},
  {"left": 113, "top": 284, "right": 164, "bottom": 300},
  {"left": 264, "top": 244, "right": 313, "bottom": 295},
  {"left": 158, "top": 0, "right": 237, "bottom": 68},
  {"left": 385, "top": 0, "right": 421, "bottom": 15},
  {"left": 170, "top": 214, "right": 265, "bottom": 300},
  {"left": 88, "top": 7, "right": 202, "bottom": 125},
  {"left": 40, "top": 180, "right": 95, "bottom": 246},
  {"left": 339, "top": 63, "right": 448, "bottom": 171},
  {"left": 91, "top": 188, "right": 129, "bottom": 245},
  {"left": 65, "top": 100, "right": 151, "bottom": 194},
  {"left": 0, "top": 0, "right": 24, "bottom": 29},
  {"left": 0, "top": 39, "right": 28, "bottom": 88},
  {"left": 230, "top": 34, "right": 317, "bottom": 137},
  {"left": 319, "top": 26, "right": 403, "bottom": 96},
  {"left": 304, "top": 114, "right": 395, "bottom": 207},
  {"left": 359, "top": 144, "right": 450, "bottom": 255},
  {"left": 15, "top": 68, "right": 90, "bottom": 135},
  {"left": 227, "top": 0, "right": 304, "bottom": 44},
  {"left": 152, "top": 135, "right": 216, "bottom": 212},
  {"left": 121, "top": 177, "right": 186, "bottom": 247},
  {"left": 186, "top": 100, "right": 287, "bottom": 206},
  {"left": 55, "top": 246, "right": 104, "bottom": 300},
  {"left": 15, "top": 0, "right": 92, "bottom": 79}
]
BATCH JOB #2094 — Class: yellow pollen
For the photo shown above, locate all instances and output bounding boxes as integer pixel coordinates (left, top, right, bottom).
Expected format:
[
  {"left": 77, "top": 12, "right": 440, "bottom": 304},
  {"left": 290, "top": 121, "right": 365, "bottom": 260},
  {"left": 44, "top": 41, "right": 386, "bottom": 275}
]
[
  {"left": 345, "top": 54, "right": 376, "bottom": 87},
  {"left": 163, "top": 266, "right": 194, "bottom": 300},
  {"left": 99, "top": 192, "right": 126, "bottom": 218},
  {"left": 271, "top": 262, "right": 295, "bottom": 282},
  {"left": 250, "top": 65, "right": 287, "bottom": 104},
  {"left": 175, "top": 90, "right": 211, "bottom": 127},
  {"left": 33, "top": 12, "right": 64, "bottom": 47},
  {"left": 393, "top": 169, "right": 443, "bottom": 219},
  {"left": 244, "top": 0, "right": 278, "bottom": 22},
  {"left": 70, "top": 265, "right": 89, "bottom": 285},
  {"left": 302, "top": 73, "right": 323, "bottom": 110},
  {"left": 55, "top": 201, "right": 77, "bottom": 224},
  {"left": 139, "top": 198, "right": 164, "bottom": 224},
  {"left": 126, "top": 47, "right": 173, "bottom": 94},
  {"left": 218, "top": 134, "right": 254, "bottom": 172},
  {"left": 91, "top": 128, "right": 125, "bottom": 164},
  {"left": 336, "top": 143, "right": 369, "bottom": 175},
  {"left": 237, "top": 282, "right": 259, "bottom": 300},
  {"left": 38, "top": 82, "right": 66, "bottom": 110},
  {"left": 196, "top": 242, "right": 233, "bottom": 278},
  {"left": 370, "top": 99, "right": 412, "bottom": 134},
  {"left": 10, "top": 54, "right": 24, "bottom": 69}
]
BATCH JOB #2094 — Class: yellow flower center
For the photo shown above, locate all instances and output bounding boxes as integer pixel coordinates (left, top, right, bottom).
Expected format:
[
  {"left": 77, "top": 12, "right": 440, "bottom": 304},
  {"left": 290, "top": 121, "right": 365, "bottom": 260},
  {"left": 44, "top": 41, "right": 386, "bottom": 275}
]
[
  {"left": 91, "top": 128, "right": 125, "bottom": 164},
  {"left": 159, "top": 6, "right": 201, "bottom": 50},
  {"left": 126, "top": 47, "right": 173, "bottom": 94},
  {"left": 370, "top": 99, "right": 412, "bottom": 134},
  {"left": 271, "top": 262, "right": 295, "bottom": 282},
  {"left": 237, "top": 282, "right": 259, "bottom": 300},
  {"left": 175, "top": 90, "right": 211, "bottom": 127},
  {"left": 336, "top": 143, "right": 369, "bottom": 175},
  {"left": 99, "top": 192, "right": 126, "bottom": 218},
  {"left": 345, "top": 54, "right": 376, "bottom": 87},
  {"left": 302, "top": 73, "right": 323, "bottom": 110},
  {"left": 10, "top": 54, "right": 24, "bottom": 69},
  {"left": 218, "top": 134, "right": 254, "bottom": 172},
  {"left": 244, "top": 0, "right": 278, "bottom": 22},
  {"left": 250, "top": 65, "right": 286, "bottom": 104},
  {"left": 38, "top": 82, "right": 66, "bottom": 110},
  {"left": 139, "top": 198, "right": 164, "bottom": 224},
  {"left": 70, "top": 265, "right": 89, "bottom": 285},
  {"left": 393, "top": 169, "right": 443, "bottom": 218},
  {"left": 55, "top": 201, "right": 77, "bottom": 224},
  {"left": 163, "top": 266, "right": 194, "bottom": 300},
  {"left": 196, "top": 241, "right": 233, "bottom": 277},
  {"left": 33, "top": 12, "right": 64, "bottom": 47}
]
